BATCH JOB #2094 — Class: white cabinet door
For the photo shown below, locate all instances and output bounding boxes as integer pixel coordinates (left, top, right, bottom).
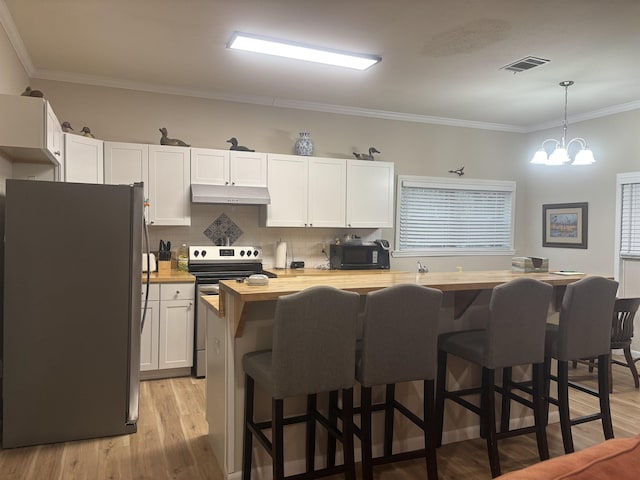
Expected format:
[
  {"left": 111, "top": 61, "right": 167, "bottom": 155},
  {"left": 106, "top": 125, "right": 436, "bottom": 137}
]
[
  {"left": 158, "top": 283, "right": 194, "bottom": 370},
  {"left": 64, "top": 134, "right": 104, "bottom": 184},
  {"left": 346, "top": 160, "right": 395, "bottom": 228},
  {"left": 104, "top": 141, "right": 149, "bottom": 196},
  {"left": 140, "top": 300, "right": 159, "bottom": 371},
  {"left": 191, "top": 149, "right": 267, "bottom": 187},
  {"left": 140, "top": 284, "right": 159, "bottom": 371},
  {"left": 265, "top": 154, "right": 308, "bottom": 227},
  {"left": 191, "top": 148, "right": 229, "bottom": 185},
  {"left": 45, "top": 102, "right": 64, "bottom": 167},
  {"left": 230, "top": 151, "right": 267, "bottom": 187},
  {"left": 148, "top": 145, "right": 191, "bottom": 226},
  {"left": 308, "top": 157, "right": 346, "bottom": 227}
]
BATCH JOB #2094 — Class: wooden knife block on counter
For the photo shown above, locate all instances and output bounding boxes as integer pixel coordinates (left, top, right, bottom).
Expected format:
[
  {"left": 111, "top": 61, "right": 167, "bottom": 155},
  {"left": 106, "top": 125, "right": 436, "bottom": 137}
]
[{"left": 157, "top": 260, "right": 172, "bottom": 274}]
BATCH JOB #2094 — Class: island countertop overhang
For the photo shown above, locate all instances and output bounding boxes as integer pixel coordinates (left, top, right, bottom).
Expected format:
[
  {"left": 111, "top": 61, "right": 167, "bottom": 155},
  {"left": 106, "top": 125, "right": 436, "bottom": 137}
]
[{"left": 217, "top": 270, "right": 591, "bottom": 337}]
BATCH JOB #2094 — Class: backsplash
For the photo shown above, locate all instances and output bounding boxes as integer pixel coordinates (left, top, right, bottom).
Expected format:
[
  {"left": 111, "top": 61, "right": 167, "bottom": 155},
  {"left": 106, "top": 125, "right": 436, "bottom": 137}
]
[{"left": 148, "top": 203, "right": 385, "bottom": 270}]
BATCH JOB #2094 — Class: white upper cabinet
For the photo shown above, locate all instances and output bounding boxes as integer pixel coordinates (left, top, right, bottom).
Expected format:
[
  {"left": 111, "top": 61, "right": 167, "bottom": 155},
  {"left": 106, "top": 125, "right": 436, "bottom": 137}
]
[
  {"left": 346, "top": 160, "right": 395, "bottom": 228},
  {"left": 191, "top": 148, "right": 267, "bottom": 187},
  {"left": 64, "top": 134, "right": 104, "bottom": 184},
  {"left": 265, "top": 154, "right": 308, "bottom": 227},
  {"left": 148, "top": 145, "right": 191, "bottom": 226},
  {"left": 308, "top": 157, "right": 346, "bottom": 227},
  {"left": 265, "top": 154, "right": 346, "bottom": 227},
  {"left": 0, "top": 94, "right": 64, "bottom": 167}
]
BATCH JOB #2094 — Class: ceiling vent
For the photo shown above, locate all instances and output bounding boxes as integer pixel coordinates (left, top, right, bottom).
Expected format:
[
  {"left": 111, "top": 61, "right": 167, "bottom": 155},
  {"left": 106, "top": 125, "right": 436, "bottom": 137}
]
[{"left": 500, "top": 56, "right": 550, "bottom": 73}]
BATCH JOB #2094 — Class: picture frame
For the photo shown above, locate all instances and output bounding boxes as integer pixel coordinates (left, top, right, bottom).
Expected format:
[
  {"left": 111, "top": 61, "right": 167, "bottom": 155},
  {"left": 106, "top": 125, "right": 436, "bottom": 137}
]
[{"left": 542, "top": 202, "right": 588, "bottom": 249}]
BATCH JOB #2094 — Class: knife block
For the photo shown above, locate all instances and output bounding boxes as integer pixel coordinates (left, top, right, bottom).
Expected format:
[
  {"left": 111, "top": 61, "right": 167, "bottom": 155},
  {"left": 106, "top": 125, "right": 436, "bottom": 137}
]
[{"left": 157, "top": 260, "right": 171, "bottom": 274}]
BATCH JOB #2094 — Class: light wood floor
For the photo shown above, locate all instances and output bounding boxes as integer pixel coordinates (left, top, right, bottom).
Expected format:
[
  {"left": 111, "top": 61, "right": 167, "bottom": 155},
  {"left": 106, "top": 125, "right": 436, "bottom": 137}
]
[{"left": 1, "top": 358, "right": 639, "bottom": 479}]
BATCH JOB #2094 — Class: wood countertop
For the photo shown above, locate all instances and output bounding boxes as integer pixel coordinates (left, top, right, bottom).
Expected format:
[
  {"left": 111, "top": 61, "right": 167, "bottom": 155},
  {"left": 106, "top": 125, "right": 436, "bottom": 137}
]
[
  {"left": 143, "top": 270, "right": 195, "bottom": 283},
  {"left": 264, "top": 268, "right": 406, "bottom": 278},
  {"left": 218, "top": 270, "right": 592, "bottom": 337}
]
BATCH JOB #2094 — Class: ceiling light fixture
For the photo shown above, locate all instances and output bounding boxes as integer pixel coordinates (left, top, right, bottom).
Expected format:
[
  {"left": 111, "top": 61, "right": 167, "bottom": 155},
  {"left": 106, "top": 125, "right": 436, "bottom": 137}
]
[
  {"left": 227, "top": 31, "right": 381, "bottom": 71},
  {"left": 530, "top": 81, "right": 595, "bottom": 166}
]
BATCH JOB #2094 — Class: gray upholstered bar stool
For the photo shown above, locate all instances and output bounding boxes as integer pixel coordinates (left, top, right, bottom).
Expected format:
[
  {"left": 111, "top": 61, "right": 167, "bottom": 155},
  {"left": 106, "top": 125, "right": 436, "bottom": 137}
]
[
  {"left": 241, "top": 285, "right": 360, "bottom": 480},
  {"left": 435, "top": 277, "right": 553, "bottom": 478},
  {"left": 355, "top": 283, "right": 443, "bottom": 480},
  {"left": 542, "top": 276, "right": 619, "bottom": 454}
]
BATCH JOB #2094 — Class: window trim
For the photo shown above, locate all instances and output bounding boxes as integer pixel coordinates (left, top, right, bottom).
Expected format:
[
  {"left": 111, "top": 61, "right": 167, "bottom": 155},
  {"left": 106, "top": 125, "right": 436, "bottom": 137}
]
[
  {"left": 614, "top": 172, "right": 640, "bottom": 282},
  {"left": 394, "top": 175, "right": 516, "bottom": 257}
]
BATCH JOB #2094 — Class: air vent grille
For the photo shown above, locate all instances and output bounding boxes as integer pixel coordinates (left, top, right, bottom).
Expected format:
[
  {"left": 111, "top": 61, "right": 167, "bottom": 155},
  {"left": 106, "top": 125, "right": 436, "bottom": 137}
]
[{"left": 501, "top": 56, "right": 550, "bottom": 73}]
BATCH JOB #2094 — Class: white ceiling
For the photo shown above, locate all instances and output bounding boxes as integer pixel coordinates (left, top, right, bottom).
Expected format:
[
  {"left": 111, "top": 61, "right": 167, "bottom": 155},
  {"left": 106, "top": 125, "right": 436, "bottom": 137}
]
[{"left": 3, "top": 0, "right": 640, "bottom": 132}]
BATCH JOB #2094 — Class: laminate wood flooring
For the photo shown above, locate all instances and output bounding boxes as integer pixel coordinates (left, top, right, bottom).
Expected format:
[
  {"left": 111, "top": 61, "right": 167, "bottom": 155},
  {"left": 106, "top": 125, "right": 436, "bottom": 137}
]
[{"left": 1, "top": 357, "right": 639, "bottom": 479}]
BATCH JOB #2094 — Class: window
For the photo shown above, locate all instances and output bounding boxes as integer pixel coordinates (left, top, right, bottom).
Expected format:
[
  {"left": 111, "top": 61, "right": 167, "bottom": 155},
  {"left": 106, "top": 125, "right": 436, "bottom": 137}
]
[
  {"left": 395, "top": 176, "right": 516, "bottom": 256},
  {"left": 619, "top": 174, "right": 640, "bottom": 258}
]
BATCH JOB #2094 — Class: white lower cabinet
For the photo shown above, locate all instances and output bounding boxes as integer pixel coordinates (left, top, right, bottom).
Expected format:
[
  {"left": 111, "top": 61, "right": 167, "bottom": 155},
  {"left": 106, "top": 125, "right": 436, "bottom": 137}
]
[
  {"left": 140, "top": 283, "right": 160, "bottom": 371},
  {"left": 140, "top": 282, "right": 194, "bottom": 375}
]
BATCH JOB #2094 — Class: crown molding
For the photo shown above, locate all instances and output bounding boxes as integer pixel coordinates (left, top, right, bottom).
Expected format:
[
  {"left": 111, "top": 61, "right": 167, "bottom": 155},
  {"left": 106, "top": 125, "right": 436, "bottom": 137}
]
[
  {"left": 526, "top": 99, "right": 640, "bottom": 133},
  {"left": 0, "top": 0, "right": 34, "bottom": 75}
]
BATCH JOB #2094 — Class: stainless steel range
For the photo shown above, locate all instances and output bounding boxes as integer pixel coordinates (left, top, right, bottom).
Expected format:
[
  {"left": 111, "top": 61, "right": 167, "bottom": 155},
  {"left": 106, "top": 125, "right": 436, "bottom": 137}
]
[{"left": 188, "top": 245, "right": 266, "bottom": 377}]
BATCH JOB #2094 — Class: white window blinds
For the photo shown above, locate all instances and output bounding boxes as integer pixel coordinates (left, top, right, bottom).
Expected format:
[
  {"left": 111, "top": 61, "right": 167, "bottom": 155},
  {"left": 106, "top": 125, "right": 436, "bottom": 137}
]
[
  {"left": 620, "top": 182, "right": 640, "bottom": 257},
  {"left": 396, "top": 176, "right": 515, "bottom": 255}
]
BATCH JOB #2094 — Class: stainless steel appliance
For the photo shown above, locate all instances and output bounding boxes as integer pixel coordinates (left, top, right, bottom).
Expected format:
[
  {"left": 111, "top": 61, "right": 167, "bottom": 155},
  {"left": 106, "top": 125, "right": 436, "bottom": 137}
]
[
  {"left": 329, "top": 240, "right": 390, "bottom": 270},
  {"left": 188, "top": 245, "right": 266, "bottom": 378},
  {"left": 1, "top": 179, "right": 144, "bottom": 448}
]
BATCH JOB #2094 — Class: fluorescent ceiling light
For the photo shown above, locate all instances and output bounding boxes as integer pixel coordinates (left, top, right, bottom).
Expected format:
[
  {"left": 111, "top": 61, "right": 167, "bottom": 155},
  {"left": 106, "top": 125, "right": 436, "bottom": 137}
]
[{"left": 227, "top": 31, "right": 381, "bottom": 71}]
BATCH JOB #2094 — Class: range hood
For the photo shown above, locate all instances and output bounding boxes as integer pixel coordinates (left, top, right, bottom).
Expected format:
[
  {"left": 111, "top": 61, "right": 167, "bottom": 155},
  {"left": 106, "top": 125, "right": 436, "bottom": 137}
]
[{"left": 191, "top": 184, "right": 271, "bottom": 205}]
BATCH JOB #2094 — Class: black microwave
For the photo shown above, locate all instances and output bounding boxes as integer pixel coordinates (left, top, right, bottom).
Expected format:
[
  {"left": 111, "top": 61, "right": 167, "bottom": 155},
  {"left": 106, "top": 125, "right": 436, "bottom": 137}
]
[{"left": 329, "top": 241, "right": 390, "bottom": 270}]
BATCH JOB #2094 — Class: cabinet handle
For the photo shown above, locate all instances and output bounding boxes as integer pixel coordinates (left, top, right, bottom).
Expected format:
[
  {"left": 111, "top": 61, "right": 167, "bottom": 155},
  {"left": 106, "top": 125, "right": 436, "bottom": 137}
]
[
  {"left": 231, "top": 182, "right": 235, "bottom": 186},
  {"left": 225, "top": 181, "right": 229, "bottom": 185},
  {"left": 54, "top": 151, "right": 61, "bottom": 156},
  {"left": 309, "top": 224, "right": 313, "bottom": 227},
  {"left": 189, "top": 302, "right": 193, "bottom": 309},
  {"left": 176, "top": 290, "right": 180, "bottom": 295}
]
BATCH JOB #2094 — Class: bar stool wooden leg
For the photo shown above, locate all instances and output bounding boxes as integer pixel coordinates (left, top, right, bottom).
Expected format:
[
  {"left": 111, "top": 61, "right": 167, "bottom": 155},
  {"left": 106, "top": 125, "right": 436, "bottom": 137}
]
[
  {"left": 341, "top": 388, "right": 356, "bottom": 480},
  {"left": 273, "top": 398, "right": 285, "bottom": 480},
  {"left": 435, "top": 350, "right": 448, "bottom": 447},
  {"left": 482, "top": 367, "right": 501, "bottom": 478},
  {"left": 500, "top": 367, "right": 512, "bottom": 433},
  {"left": 532, "top": 363, "right": 550, "bottom": 460},
  {"left": 360, "top": 386, "right": 374, "bottom": 480},
  {"left": 306, "top": 394, "right": 317, "bottom": 472},
  {"left": 242, "top": 375, "right": 255, "bottom": 480},
  {"left": 598, "top": 354, "right": 614, "bottom": 439},
  {"left": 557, "top": 360, "right": 575, "bottom": 454},
  {"left": 424, "top": 379, "right": 438, "bottom": 480},
  {"left": 326, "top": 390, "right": 338, "bottom": 469},
  {"left": 384, "top": 384, "right": 395, "bottom": 456}
]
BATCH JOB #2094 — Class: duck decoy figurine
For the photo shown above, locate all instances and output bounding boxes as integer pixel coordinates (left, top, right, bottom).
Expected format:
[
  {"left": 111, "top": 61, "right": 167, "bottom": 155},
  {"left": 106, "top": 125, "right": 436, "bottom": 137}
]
[
  {"left": 61, "top": 121, "right": 74, "bottom": 133},
  {"left": 226, "top": 137, "right": 255, "bottom": 152},
  {"left": 21, "top": 86, "right": 44, "bottom": 97},
  {"left": 448, "top": 166, "right": 465, "bottom": 176},
  {"left": 80, "top": 127, "right": 95, "bottom": 138},
  {"left": 353, "top": 147, "right": 380, "bottom": 161},
  {"left": 159, "top": 127, "right": 190, "bottom": 147}
]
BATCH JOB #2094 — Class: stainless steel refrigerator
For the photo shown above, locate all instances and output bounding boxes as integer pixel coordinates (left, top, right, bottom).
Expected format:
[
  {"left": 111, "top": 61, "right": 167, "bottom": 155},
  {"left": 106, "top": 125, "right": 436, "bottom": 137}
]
[{"left": 2, "top": 179, "right": 143, "bottom": 448}]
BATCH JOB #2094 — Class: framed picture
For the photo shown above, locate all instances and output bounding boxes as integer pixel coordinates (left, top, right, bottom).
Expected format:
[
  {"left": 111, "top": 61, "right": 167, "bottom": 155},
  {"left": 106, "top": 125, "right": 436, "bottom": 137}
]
[{"left": 542, "top": 202, "right": 588, "bottom": 248}]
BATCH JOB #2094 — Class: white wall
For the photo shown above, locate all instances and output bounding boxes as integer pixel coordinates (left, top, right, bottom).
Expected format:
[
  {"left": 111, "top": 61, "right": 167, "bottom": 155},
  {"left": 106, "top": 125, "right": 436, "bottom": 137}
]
[{"left": 523, "top": 109, "right": 640, "bottom": 276}]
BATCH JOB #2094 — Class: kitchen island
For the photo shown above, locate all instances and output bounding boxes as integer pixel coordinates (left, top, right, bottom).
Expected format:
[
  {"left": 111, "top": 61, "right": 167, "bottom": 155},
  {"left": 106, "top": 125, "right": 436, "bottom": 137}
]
[{"left": 205, "top": 270, "right": 589, "bottom": 478}]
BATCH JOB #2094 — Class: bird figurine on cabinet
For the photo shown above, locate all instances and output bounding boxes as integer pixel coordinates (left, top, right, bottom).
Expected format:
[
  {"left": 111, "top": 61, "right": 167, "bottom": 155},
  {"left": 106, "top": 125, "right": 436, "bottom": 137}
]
[
  {"left": 226, "top": 137, "right": 255, "bottom": 152},
  {"left": 21, "top": 86, "right": 44, "bottom": 97},
  {"left": 353, "top": 147, "right": 380, "bottom": 161},
  {"left": 61, "top": 121, "right": 74, "bottom": 133},
  {"left": 159, "top": 127, "right": 190, "bottom": 147},
  {"left": 448, "top": 166, "right": 465, "bottom": 176},
  {"left": 80, "top": 127, "right": 95, "bottom": 138}
]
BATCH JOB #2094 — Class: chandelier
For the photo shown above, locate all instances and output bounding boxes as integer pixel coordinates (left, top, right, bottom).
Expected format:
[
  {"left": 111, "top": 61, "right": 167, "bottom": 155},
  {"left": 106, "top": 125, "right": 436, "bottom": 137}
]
[{"left": 530, "top": 81, "right": 595, "bottom": 166}]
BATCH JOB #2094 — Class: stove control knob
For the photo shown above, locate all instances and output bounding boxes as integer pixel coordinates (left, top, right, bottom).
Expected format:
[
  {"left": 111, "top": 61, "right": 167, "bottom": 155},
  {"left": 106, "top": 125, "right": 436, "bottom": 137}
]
[
  {"left": 239, "top": 250, "right": 245, "bottom": 256},
  {"left": 201, "top": 251, "right": 207, "bottom": 258},
  {"left": 194, "top": 250, "right": 200, "bottom": 257},
  {"left": 253, "top": 250, "right": 259, "bottom": 257}
]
